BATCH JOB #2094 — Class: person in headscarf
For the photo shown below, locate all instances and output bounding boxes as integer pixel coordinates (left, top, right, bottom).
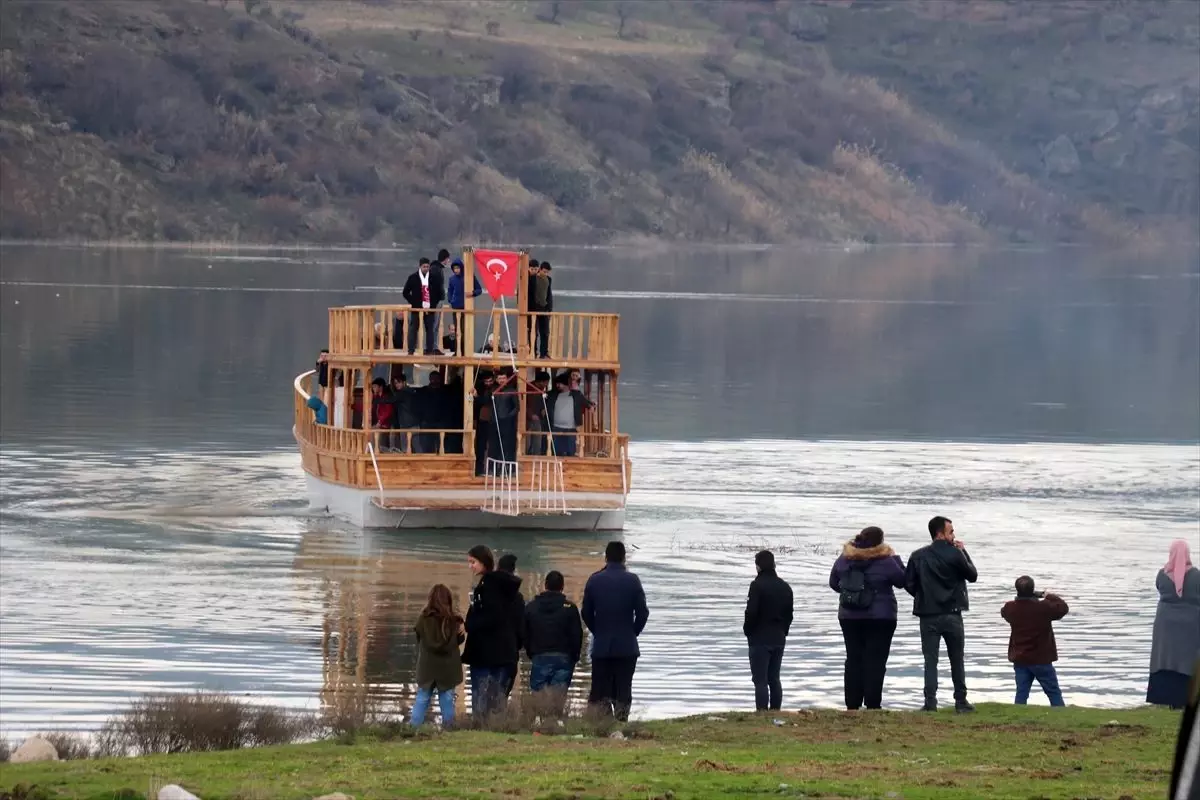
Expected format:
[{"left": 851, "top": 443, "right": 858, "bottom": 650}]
[{"left": 1149, "top": 539, "right": 1200, "bottom": 709}]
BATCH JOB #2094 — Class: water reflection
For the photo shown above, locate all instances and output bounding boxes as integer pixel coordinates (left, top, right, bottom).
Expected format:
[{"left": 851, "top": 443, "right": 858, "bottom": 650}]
[{"left": 295, "top": 530, "right": 604, "bottom": 723}]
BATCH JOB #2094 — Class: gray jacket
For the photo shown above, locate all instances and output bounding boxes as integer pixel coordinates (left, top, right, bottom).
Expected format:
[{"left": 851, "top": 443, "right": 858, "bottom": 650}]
[{"left": 1150, "top": 566, "right": 1200, "bottom": 676}]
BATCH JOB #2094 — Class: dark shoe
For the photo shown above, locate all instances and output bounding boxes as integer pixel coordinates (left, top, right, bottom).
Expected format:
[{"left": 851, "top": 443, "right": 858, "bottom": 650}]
[
  {"left": 955, "top": 703, "right": 976, "bottom": 714},
  {"left": 921, "top": 703, "right": 937, "bottom": 712}
]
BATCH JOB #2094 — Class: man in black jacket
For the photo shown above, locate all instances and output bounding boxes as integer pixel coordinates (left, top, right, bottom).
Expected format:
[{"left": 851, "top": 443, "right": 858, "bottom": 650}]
[
  {"left": 497, "top": 554, "right": 525, "bottom": 699},
  {"left": 402, "top": 258, "right": 445, "bottom": 355},
  {"left": 528, "top": 260, "right": 554, "bottom": 358},
  {"left": 743, "top": 550, "right": 794, "bottom": 711},
  {"left": 524, "top": 570, "right": 583, "bottom": 703},
  {"left": 905, "top": 515, "right": 979, "bottom": 713},
  {"left": 582, "top": 541, "right": 649, "bottom": 720}
]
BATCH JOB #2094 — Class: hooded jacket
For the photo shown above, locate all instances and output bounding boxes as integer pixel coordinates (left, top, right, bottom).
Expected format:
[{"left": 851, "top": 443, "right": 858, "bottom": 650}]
[
  {"left": 523, "top": 591, "right": 584, "bottom": 663},
  {"left": 904, "top": 539, "right": 978, "bottom": 617},
  {"left": 447, "top": 269, "right": 482, "bottom": 310},
  {"left": 414, "top": 613, "right": 464, "bottom": 691},
  {"left": 829, "top": 542, "right": 907, "bottom": 621},
  {"left": 462, "top": 570, "right": 523, "bottom": 667}
]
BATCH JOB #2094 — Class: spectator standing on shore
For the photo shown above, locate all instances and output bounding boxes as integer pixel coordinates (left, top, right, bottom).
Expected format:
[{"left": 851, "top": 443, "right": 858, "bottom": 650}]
[
  {"left": 582, "top": 541, "right": 649, "bottom": 721},
  {"left": 1001, "top": 576, "right": 1069, "bottom": 706},
  {"left": 497, "top": 554, "right": 526, "bottom": 700},
  {"left": 1149, "top": 539, "right": 1200, "bottom": 709},
  {"left": 829, "top": 526, "right": 906, "bottom": 711},
  {"left": 905, "top": 515, "right": 978, "bottom": 713},
  {"left": 411, "top": 584, "right": 465, "bottom": 728},
  {"left": 743, "top": 550, "right": 793, "bottom": 712},
  {"left": 524, "top": 570, "right": 583, "bottom": 709},
  {"left": 462, "top": 545, "right": 522, "bottom": 719}
]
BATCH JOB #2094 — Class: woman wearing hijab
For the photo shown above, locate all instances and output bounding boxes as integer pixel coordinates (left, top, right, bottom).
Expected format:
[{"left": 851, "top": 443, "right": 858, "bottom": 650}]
[{"left": 1149, "top": 539, "right": 1200, "bottom": 709}]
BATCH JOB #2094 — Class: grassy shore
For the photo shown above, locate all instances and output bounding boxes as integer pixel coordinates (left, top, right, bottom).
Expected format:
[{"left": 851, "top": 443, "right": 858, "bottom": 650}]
[{"left": 0, "top": 705, "right": 1178, "bottom": 800}]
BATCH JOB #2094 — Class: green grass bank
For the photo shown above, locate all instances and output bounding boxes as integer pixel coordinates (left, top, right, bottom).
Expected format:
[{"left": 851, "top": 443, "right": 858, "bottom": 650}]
[{"left": 0, "top": 705, "right": 1179, "bottom": 800}]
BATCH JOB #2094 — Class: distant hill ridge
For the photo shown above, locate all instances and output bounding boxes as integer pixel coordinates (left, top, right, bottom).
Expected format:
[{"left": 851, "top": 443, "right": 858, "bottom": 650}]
[{"left": 0, "top": 0, "right": 1195, "bottom": 245}]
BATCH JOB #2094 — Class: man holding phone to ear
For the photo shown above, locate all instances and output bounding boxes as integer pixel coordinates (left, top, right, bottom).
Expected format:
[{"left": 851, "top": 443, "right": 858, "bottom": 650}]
[{"left": 905, "top": 515, "right": 978, "bottom": 713}]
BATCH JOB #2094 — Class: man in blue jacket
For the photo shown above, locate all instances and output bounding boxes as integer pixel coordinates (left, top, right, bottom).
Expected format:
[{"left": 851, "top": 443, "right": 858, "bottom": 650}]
[
  {"left": 447, "top": 259, "right": 481, "bottom": 356},
  {"left": 582, "top": 541, "right": 649, "bottom": 721}
]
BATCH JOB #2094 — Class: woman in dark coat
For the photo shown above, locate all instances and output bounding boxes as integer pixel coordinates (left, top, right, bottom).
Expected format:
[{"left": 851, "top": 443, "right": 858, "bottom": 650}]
[
  {"left": 829, "top": 526, "right": 906, "bottom": 710},
  {"left": 462, "top": 545, "right": 522, "bottom": 718},
  {"left": 1149, "top": 539, "right": 1200, "bottom": 709}
]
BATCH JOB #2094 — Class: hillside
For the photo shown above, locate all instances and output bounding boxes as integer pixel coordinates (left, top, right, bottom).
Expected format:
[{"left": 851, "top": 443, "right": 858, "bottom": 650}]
[{"left": 0, "top": 0, "right": 1196, "bottom": 245}]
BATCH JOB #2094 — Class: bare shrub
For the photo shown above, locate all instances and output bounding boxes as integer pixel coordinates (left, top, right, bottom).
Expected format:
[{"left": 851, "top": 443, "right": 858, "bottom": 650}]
[
  {"left": 465, "top": 688, "right": 646, "bottom": 739},
  {"left": 36, "top": 731, "right": 93, "bottom": 760},
  {"left": 0, "top": 738, "right": 10, "bottom": 762},
  {"left": 486, "top": 20, "right": 501, "bottom": 36},
  {"left": 98, "top": 692, "right": 318, "bottom": 756},
  {"left": 702, "top": 36, "right": 736, "bottom": 72},
  {"left": 445, "top": 5, "right": 468, "bottom": 31},
  {"left": 535, "top": 0, "right": 564, "bottom": 24}
]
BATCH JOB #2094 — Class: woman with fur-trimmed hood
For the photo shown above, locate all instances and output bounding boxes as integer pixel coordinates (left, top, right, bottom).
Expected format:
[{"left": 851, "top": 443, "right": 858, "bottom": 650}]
[{"left": 829, "top": 526, "right": 906, "bottom": 710}]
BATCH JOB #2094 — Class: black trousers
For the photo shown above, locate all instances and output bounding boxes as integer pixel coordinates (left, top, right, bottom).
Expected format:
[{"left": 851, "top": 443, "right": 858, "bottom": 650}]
[
  {"left": 919, "top": 613, "right": 968, "bottom": 707},
  {"left": 839, "top": 618, "right": 897, "bottom": 710},
  {"left": 589, "top": 657, "right": 637, "bottom": 721},
  {"left": 474, "top": 420, "right": 493, "bottom": 475},
  {"left": 748, "top": 644, "right": 784, "bottom": 711}
]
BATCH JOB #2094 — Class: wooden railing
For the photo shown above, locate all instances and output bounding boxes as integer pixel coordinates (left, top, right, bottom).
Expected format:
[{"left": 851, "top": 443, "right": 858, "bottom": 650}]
[
  {"left": 295, "top": 371, "right": 629, "bottom": 465},
  {"left": 327, "top": 306, "right": 620, "bottom": 363}
]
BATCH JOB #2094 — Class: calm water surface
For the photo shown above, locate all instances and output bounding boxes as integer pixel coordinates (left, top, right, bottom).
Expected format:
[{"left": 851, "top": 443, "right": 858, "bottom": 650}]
[{"left": 0, "top": 243, "right": 1197, "bottom": 735}]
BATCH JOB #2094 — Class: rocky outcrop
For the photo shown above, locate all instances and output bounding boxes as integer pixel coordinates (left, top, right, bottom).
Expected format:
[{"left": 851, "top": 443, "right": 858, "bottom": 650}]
[
  {"left": 1042, "top": 135, "right": 1081, "bottom": 175},
  {"left": 10, "top": 736, "right": 58, "bottom": 763}
]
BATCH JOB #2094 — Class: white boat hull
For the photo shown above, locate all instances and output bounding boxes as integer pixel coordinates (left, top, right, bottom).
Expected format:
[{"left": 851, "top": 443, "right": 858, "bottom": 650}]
[{"left": 304, "top": 474, "right": 626, "bottom": 530}]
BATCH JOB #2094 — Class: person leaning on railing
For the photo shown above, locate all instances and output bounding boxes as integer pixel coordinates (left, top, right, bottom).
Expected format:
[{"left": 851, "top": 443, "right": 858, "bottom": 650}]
[{"left": 545, "top": 371, "right": 593, "bottom": 457}]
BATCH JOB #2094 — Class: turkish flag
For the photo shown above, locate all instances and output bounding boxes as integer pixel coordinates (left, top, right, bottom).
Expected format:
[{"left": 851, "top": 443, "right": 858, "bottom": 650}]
[{"left": 474, "top": 249, "right": 520, "bottom": 301}]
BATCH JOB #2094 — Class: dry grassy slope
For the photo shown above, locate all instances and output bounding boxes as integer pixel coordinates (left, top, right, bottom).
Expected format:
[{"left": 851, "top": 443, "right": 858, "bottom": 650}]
[{"left": 0, "top": 0, "right": 1194, "bottom": 244}]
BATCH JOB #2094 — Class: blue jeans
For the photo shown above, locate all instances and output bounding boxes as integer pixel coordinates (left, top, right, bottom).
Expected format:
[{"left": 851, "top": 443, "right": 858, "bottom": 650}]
[
  {"left": 470, "top": 665, "right": 511, "bottom": 718},
  {"left": 1014, "top": 663, "right": 1064, "bottom": 706},
  {"left": 551, "top": 426, "right": 577, "bottom": 457},
  {"left": 411, "top": 686, "right": 456, "bottom": 727},
  {"left": 530, "top": 653, "right": 574, "bottom": 692}
]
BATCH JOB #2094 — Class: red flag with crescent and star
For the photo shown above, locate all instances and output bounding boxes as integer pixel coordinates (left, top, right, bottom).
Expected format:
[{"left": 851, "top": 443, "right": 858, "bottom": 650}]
[{"left": 473, "top": 249, "right": 521, "bottom": 301}]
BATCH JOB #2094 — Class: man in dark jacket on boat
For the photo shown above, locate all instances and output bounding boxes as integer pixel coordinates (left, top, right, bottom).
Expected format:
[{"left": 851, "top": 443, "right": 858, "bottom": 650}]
[
  {"left": 402, "top": 258, "right": 445, "bottom": 355},
  {"left": 582, "top": 541, "right": 649, "bottom": 721},
  {"left": 905, "top": 515, "right": 978, "bottom": 713},
  {"left": 528, "top": 260, "right": 554, "bottom": 358},
  {"left": 524, "top": 570, "right": 584, "bottom": 700},
  {"left": 743, "top": 550, "right": 794, "bottom": 711}
]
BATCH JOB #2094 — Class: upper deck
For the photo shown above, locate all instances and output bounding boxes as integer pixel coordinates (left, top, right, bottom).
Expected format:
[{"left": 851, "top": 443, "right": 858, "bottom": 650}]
[{"left": 327, "top": 306, "right": 620, "bottom": 370}]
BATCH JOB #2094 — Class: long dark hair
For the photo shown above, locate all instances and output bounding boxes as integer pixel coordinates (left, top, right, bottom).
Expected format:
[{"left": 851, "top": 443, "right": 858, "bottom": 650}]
[
  {"left": 468, "top": 544, "right": 495, "bottom": 572},
  {"left": 421, "top": 584, "right": 462, "bottom": 641}
]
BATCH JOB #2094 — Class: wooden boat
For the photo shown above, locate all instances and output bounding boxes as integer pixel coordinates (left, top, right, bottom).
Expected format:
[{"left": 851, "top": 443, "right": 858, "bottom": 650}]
[{"left": 293, "top": 248, "right": 631, "bottom": 529}]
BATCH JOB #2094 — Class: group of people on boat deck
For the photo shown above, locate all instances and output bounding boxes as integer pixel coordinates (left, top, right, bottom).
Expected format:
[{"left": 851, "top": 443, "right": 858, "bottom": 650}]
[
  {"left": 390, "top": 249, "right": 555, "bottom": 357},
  {"left": 309, "top": 351, "right": 595, "bottom": 466},
  {"left": 410, "top": 541, "right": 647, "bottom": 727},
  {"left": 408, "top": 521, "right": 1199, "bottom": 727},
  {"left": 747, "top": 521, "right": 1198, "bottom": 714}
]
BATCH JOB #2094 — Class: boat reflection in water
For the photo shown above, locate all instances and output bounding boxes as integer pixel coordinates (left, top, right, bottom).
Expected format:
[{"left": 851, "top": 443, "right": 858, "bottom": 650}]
[{"left": 294, "top": 528, "right": 609, "bottom": 722}]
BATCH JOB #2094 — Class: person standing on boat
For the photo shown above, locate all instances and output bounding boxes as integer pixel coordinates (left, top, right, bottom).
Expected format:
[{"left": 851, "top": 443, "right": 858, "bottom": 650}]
[
  {"left": 546, "top": 372, "right": 593, "bottom": 457},
  {"left": 488, "top": 367, "right": 520, "bottom": 472},
  {"left": 744, "top": 549, "right": 793, "bottom": 712},
  {"left": 828, "top": 527, "right": 905, "bottom": 711},
  {"left": 403, "top": 258, "right": 445, "bottom": 356},
  {"left": 1149, "top": 540, "right": 1200, "bottom": 709},
  {"left": 528, "top": 260, "right": 554, "bottom": 359},
  {"left": 526, "top": 370, "right": 551, "bottom": 456},
  {"left": 385, "top": 374, "right": 419, "bottom": 453},
  {"left": 370, "top": 378, "right": 396, "bottom": 452},
  {"left": 447, "top": 258, "right": 481, "bottom": 356},
  {"left": 463, "top": 545, "right": 522, "bottom": 719},
  {"left": 582, "top": 541, "right": 649, "bottom": 721},
  {"left": 473, "top": 371, "right": 496, "bottom": 477},
  {"left": 497, "top": 554, "right": 526, "bottom": 700},
  {"left": 904, "top": 515, "right": 978, "bottom": 713}
]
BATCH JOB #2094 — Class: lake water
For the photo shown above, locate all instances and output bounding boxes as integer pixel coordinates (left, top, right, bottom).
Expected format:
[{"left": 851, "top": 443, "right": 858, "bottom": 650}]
[{"left": 0, "top": 243, "right": 1197, "bottom": 736}]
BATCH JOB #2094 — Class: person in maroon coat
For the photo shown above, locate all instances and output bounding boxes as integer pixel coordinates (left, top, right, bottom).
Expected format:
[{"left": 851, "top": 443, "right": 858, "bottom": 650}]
[
  {"left": 829, "top": 526, "right": 906, "bottom": 710},
  {"left": 1000, "top": 576, "right": 1069, "bottom": 706}
]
